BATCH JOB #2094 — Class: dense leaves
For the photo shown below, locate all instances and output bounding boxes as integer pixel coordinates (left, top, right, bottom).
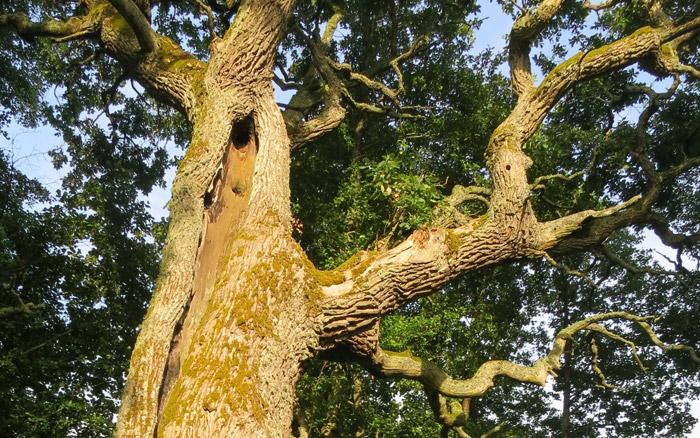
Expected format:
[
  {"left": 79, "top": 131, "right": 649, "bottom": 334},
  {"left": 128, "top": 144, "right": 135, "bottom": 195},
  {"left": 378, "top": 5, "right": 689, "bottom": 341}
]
[{"left": 1, "top": 1, "right": 176, "bottom": 435}]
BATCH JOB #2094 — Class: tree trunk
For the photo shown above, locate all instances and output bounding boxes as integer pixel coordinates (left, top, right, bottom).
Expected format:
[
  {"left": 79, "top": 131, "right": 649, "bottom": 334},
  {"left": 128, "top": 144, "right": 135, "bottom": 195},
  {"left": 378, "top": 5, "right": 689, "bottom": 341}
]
[
  {"left": 114, "top": 1, "right": 319, "bottom": 436},
  {"left": 156, "top": 94, "right": 320, "bottom": 438},
  {"left": 119, "top": 88, "right": 321, "bottom": 436}
]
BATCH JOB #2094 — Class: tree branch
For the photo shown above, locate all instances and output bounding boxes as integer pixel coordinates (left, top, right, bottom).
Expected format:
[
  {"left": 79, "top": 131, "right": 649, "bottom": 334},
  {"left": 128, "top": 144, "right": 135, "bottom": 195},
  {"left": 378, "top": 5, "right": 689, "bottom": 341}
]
[
  {"left": 508, "top": 0, "right": 563, "bottom": 98},
  {"left": 330, "top": 313, "right": 697, "bottom": 402},
  {"left": 586, "top": 323, "right": 647, "bottom": 372},
  {"left": 589, "top": 337, "right": 615, "bottom": 388},
  {"left": 535, "top": 196, "right": 641, "bottom": 249},
  {"left": 513, "top": 16, "right": 700, "bottom": 143},
  {"left": 544, "top": 252, "right": 599, "bottom": 289},
  {"left": 287, "top": 100, "right": 346, "bottom": 149},
  {"left": 108, "top": 0, "right": 156, "bottom": 52},
  {"left": 283, "top": 10, "right": 350, "bottom": 149},
  {"left": 583, "top": 0, "right": 623, "bottom": 11},
  {"left": 207, "top": 0, "right": 297, "bottom": 87},
  {"left": 0, "top": 12, "right": 101, "bottom": 42},
  {"left": 530, "top": 170, "right": 583, "bottom": 191},
  {"left": 546, "top": 82, "right": 700, "bottom": 255},
  {"left": 432, "top": 185, "right": 491, "bottom": 227},
  {"left": 195, "top": 0, "right": 219, "bottom": 39},
  {"left": 313, "top": 11, "right": 700, "bottom": 343},
  {"left": 1, "top": 3, "right": 206, "bottom": 120},
  {"left": 646, "top": 213, "right": 700, "bottom": 249},
  {"left": 284, "top": 25, "right": 429, "bottom": 148},
  {"left": 316, "top": 194, "right": 640, "bottom": 342},
  {"left": 597, "top": 245, "right": 678, "bottom": 276}
]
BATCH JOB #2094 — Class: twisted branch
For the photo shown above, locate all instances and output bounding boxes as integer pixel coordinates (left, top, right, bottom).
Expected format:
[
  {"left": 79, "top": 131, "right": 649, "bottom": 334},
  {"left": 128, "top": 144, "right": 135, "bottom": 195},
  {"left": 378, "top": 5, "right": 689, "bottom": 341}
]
[{"left": 337, "top": 312, "right": 697, "bottom": 401}]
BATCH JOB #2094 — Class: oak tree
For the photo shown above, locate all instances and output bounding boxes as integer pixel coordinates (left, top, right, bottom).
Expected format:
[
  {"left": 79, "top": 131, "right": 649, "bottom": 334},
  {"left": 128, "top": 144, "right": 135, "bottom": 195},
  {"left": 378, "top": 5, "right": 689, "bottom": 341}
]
[{"left": 2, "top": 0, "right": 700, "bottom": 436}]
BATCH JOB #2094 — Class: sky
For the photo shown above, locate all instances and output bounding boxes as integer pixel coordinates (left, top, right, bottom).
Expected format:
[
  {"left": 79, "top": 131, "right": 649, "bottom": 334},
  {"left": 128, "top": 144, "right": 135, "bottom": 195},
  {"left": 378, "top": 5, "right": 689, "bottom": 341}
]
[{"left": 2, "top": 1, "right": 699, "bottom": 435}]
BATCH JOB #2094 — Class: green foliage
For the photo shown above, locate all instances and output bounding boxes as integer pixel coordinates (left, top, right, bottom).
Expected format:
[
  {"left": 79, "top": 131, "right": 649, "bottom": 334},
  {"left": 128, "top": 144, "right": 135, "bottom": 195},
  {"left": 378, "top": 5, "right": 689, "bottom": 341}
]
[
  {"left": 0, "top": 147, "right": 165, "bottom": 436},
  {"left": 0, "top": 1, "right": 179, "bottom": 435},
  {"left": 289, "top": 1, "right": 700, "bottom": 437},
  {"left": 294, "top": 151, "right": 441, "bottom": 268}
]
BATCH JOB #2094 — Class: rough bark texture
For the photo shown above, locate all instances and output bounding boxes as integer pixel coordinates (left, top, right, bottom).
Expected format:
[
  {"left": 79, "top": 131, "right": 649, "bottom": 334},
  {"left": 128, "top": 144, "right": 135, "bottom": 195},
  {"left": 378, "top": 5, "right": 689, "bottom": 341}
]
[{"left": 114, "top": 1, "right": 311, "bottom": 435}]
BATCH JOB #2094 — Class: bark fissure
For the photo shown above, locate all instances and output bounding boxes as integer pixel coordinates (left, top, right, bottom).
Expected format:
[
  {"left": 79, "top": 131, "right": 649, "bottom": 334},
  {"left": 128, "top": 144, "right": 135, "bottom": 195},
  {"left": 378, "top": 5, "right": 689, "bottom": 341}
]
[
  {"left": 177, "top": 117, "right": 258, "bottom": 374},
  {"left": 154, "top": 289, "right": 194, "bottom": 433},
  {"left": 154, "top": 123, "right": 258, "bottom": 429}
]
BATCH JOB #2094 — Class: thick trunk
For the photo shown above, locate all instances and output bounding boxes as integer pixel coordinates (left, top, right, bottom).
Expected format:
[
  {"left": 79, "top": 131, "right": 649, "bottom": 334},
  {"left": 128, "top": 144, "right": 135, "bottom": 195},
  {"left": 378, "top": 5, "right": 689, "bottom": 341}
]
[
  {"left": 118, "top": 90, "right": 321, "bottom": 436},
  {"left": 155, "top": 95, "right": 320, "bottom": 436},
  {"left": 157, "top": 230, "right": 319, "bottom": 436},
  {"left": 115, "top": 2, "right": 312, "bottom": 435}
]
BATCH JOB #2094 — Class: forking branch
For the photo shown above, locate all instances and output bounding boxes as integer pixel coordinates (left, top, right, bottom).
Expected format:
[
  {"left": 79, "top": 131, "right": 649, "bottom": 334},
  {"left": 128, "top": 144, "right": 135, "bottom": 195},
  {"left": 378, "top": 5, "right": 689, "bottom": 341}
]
[
  {"left": 316, "top": 0, "right": 700, "bottom": 358},
  {"left": 282, "top": 8, "right": 431, "bottom": 149}
]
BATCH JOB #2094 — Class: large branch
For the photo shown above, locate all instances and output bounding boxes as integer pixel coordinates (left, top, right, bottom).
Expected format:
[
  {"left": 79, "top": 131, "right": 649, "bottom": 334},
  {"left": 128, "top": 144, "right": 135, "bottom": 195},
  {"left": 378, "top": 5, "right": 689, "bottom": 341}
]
[
  {"left": 207, "top": 0, "right": 298, "bottom": 88},
  {"left": 316, "top": 197, "right": 637, "bottom": 343},
  {"left": 1, "top": 2, "right": 206, "bottom": 120},
  {"left": 509, "top": 16, "right": 700, "bottom": 144},
  {"left": 485, "top": 17, "right": 700, "bottom": 232},
  {"left": 107, "top": 0, "right": 155, "bottom": 52},
  {"left": 283, "top": 8, "right": 347, "bottom": 149},
  {"left": 287, "top": 100, "right": 347, "bottom": 148}
]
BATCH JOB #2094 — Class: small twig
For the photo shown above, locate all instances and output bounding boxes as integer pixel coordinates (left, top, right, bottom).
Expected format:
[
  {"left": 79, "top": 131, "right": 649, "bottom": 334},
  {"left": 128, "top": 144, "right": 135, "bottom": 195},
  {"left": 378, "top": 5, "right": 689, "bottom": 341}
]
[
  {"left": 636, "top": 320, "right": 700, "bottom": 363},
  {"left": 583, "top": 0, "right": 622, "bottom": 11},
  {"left": 586, "top": 323, "right": 647, "bottom": 372},
  {"left": 544, "top": 253, "right": 599, "bottom": 289},
  {"left": 597, "top": 245, "right": 678, "bottom": 276},
  {"left": 195, "top": 0, "right": 219, "bottom": 39},
  {"left": 20, "top": 328, "right": 72, "bottom": 356},
  {"left": 530, "top": 170, "right": 583, "bottom": 191},
  {"left": 51, "top": 29, "right": 93, "bottom": 42},
  {"left": 590, "top": 337, "right": 616, "bottom": 389}
]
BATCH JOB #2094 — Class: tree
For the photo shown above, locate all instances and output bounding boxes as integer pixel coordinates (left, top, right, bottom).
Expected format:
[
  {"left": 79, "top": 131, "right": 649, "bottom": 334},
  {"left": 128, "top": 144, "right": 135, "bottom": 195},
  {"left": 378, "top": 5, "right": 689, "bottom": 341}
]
[{"left": 1, "top": 0, "right": 700, "bottom": 436}]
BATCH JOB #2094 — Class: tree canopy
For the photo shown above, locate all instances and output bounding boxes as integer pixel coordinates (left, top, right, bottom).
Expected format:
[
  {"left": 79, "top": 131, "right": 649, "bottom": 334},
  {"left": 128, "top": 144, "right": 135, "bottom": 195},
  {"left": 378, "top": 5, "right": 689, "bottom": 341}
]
[{"left": 1, "top": 0, "right": 699, "bottom": 436}]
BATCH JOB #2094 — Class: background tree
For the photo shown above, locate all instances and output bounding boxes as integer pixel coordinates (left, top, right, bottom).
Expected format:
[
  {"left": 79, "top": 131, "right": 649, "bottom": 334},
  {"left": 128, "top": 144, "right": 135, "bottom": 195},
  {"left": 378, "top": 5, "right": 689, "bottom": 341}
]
[{"left": 1, "top": 0, "right": 699, "bottom": 436}]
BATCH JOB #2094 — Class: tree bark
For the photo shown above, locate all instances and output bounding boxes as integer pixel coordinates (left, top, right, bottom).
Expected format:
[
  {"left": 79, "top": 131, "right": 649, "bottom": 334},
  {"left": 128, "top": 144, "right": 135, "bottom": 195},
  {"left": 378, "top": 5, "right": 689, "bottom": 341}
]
[
  {"left": 117, "top": 83, "right": 320, "bottom": 437},
  {"left": 114, "top": 1, "right": 316, "bottom": 436}
]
